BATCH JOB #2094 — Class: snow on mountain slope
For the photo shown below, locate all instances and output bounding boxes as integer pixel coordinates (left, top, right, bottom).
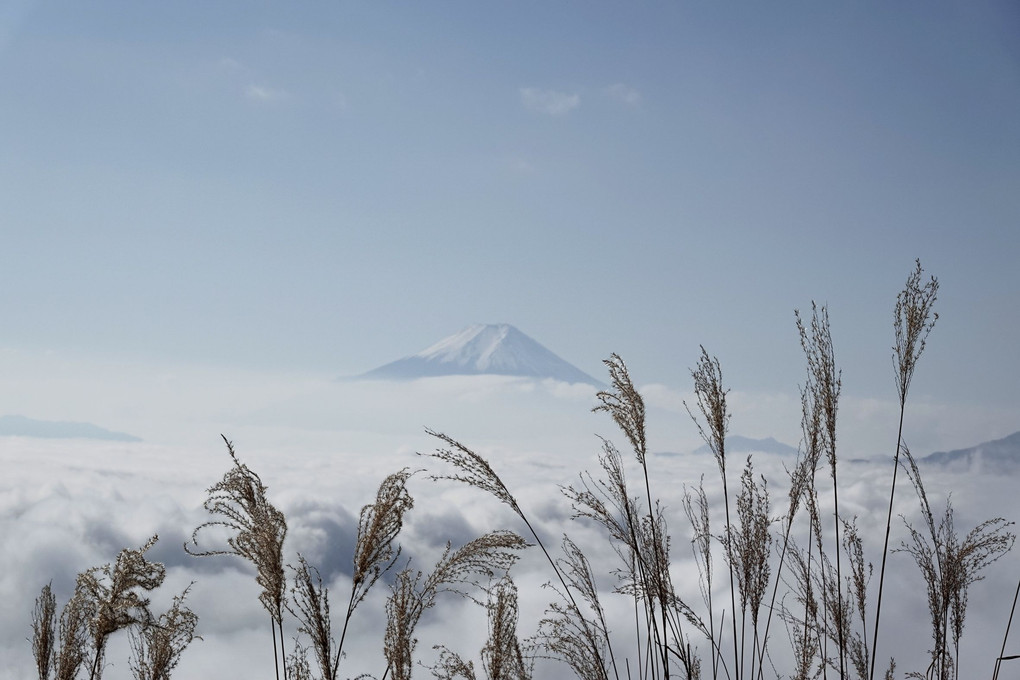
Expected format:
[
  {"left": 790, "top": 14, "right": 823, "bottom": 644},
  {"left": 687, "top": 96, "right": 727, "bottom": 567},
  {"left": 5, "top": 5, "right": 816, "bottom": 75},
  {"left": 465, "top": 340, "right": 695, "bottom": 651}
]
[{"left": 357, "top": 324, "right": 605, "bottom": 386}]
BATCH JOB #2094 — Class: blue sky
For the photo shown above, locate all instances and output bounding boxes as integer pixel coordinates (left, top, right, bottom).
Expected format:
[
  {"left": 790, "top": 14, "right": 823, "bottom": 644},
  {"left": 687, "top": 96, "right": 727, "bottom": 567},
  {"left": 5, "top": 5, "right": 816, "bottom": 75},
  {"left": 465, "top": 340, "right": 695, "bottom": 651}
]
[{"left": 1, "top": 1, "right": 1018, "bottom": 421}]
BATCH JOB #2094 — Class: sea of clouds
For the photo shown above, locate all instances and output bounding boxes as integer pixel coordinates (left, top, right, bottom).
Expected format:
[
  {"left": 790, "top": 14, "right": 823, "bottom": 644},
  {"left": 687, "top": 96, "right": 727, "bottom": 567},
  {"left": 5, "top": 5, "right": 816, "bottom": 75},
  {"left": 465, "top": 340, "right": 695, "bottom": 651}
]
[{"left": 1, "top": 366, "right": 1018, "bottom": 679}]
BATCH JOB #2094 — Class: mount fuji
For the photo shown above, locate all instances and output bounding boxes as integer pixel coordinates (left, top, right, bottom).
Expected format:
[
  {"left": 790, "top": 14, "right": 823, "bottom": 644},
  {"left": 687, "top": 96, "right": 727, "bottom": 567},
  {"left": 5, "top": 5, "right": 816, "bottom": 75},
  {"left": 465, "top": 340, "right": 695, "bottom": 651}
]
[{"left": 357, "top": 324, "right": 605, "bottom": 387}]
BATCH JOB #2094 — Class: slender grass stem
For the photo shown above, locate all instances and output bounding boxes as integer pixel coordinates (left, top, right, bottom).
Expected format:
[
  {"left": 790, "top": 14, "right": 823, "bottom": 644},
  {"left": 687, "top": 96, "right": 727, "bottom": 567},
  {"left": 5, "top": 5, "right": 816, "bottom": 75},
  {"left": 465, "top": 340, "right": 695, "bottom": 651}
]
[
  {"left": 993, "top": 574, "right": 1020, "bottom": 680},
  {"left": 330, "top": 588, "right": 358, "bottom": 680},
  {"left": 271, "top": 615, "right": 281, "bottom": 680},
  {"left": 720, "top": 466, "right": 740, "bottom": 680},
  {"left": 279, "top": 618, "right": 289, "bottom": 680},
  {"left": 870, "top": 406, "right": 906, "bottom": 680},
  {"left": 831, "top": 467, "right": 845, "bottom": 680},
  {"left": 756, "top": 521, "right": 794, "bottom": 680},
  {"left": 639, "top": 459, "right": 672, "bottom": 680}
]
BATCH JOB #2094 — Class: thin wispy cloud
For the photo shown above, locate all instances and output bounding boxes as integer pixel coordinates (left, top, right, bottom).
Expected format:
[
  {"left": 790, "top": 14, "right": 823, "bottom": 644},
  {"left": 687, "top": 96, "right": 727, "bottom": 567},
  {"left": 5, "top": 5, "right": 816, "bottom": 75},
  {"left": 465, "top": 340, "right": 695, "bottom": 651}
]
[
  {"left": 519, "top": 87, "right": 580, "bottom": 116},
  {"left": 246, "top": 84, "right": 291, "bottom": 103},
  {"left": 604, "top": 82, "right": 642, "bottom": 106},
  {"left": 216, "top": 56, "right": 243, "bottom": 73}
]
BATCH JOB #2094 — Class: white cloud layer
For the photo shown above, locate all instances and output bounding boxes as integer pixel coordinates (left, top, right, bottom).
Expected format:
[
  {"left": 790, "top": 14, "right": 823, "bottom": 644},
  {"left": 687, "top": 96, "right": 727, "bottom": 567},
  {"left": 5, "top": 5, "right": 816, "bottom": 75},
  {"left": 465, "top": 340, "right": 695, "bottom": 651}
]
[
  {"left": 3, "top": 420, "right": 1017, "bottom": 679},
  {"left": 1, "top": 352, "right": 1017, "bottom": 679},
  {"left": 519, "top": 87, "right": 580, "bottom": 116}
]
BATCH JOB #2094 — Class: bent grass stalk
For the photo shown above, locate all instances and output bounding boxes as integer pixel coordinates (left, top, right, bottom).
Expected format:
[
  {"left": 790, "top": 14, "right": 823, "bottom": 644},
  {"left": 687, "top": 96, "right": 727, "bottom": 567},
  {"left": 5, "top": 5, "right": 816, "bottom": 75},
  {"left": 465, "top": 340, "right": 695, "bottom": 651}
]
[{"left": 424, "top": 429, "right": 619, "bottom": 680}]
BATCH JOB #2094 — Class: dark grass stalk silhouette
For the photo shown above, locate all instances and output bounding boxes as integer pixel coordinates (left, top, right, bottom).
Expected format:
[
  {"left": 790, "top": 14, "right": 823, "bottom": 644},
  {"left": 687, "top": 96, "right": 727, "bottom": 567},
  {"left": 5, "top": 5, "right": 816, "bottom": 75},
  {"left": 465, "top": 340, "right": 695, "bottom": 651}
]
[
  {"left": 993, "top": 574, "right": 1020, "bottom": 680},
  {"left": 870, "top": 260, "right": 939, "bottom": 680}
]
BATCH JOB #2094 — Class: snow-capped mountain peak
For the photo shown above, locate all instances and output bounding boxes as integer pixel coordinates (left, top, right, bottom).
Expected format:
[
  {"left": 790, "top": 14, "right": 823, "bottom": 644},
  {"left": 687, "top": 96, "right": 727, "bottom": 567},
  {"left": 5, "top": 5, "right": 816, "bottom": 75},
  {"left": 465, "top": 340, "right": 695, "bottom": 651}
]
[{"left": 358, "top": 323, "right": 604, "bottom": 386}]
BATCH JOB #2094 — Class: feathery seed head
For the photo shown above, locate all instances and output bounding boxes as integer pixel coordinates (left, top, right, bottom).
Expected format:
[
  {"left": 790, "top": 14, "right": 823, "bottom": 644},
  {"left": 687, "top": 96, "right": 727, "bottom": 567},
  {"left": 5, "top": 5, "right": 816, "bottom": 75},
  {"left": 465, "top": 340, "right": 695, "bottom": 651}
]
[
  {"left": 893, "top": 259, "right": 939, "bottom": 405},
  {"left": 352, "top": 468, "right": 416, "bottom": 605},
  {"left": 186, "top": 436, "right": 288, "bottom": 623},
  {"left": 593, "top": 354, "right": 647, "bottom": 463},
  {"left": 425, "top": 429, "right": 521, "bottom": 516},
  {"left": 686, "top": 347, "right": 730, "bottom": 473}
]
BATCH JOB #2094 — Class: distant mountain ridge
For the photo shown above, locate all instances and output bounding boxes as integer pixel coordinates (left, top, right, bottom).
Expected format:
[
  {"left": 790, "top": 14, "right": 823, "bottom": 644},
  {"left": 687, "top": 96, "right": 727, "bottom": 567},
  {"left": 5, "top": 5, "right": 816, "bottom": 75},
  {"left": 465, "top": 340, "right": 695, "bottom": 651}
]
[
  {"left": 922, "top": 430, "right": 1020, "bottom": 473},
  {"left": 358, "top": 323, "right": 604, "bottom": 387},
  {"left": 0, "top": 415, "right": 141, "bottom": 442},
  {"left": 659, "top": 431, "right": 1020, "bottom": 470}
]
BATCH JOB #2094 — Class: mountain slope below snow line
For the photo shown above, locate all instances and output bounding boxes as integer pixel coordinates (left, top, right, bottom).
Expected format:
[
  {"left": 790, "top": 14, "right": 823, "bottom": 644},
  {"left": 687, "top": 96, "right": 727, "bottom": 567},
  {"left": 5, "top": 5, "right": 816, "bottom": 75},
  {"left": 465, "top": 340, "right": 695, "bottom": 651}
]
[
  {"left": 0, "top": 415, "right": 142, "bottom": 442},
  {"left": 922, "top": 430, "right": 1020, "bottom": 473},
  {"left": 357, "top": 323, "right": 605, "bottom": 387}
]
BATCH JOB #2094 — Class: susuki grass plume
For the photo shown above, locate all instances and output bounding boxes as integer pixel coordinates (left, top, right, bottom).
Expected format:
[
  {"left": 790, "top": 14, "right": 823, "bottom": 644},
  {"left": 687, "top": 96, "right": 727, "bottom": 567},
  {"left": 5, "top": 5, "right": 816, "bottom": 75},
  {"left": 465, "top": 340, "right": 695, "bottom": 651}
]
[
  {"left": 54, "top": 585, "right": 92, "bottom": 680},
  {"left": 77, "top": 535, "right": 167, "bottom": 680},
  {"left": 534, "top": 537, "right": 614, "bottom": 680},
  {"left": 481, "top": 577, "right": 532, "bottom": 680},
  {"left": 686, "top": 347, "right": 739, "bottom": 680},
  {"left": 431, "top": 645, "right": 479, "bottom": 680},
  {"left": 596, "top": 354, "right": 701, "bottom": 680},
  {"left": 897, "top": 446, "right": 1015, "bottom": 680},
  {"left": 841, "top": 518, "right": 872, "bottom": 680},
  {"left": 383, "top": 531, "right": 529, "bottom": 680},
  {"left": 682, "top": 480, "right": 719, "bottom": 679},
  {"left": 754, "top": 440, "right": 814, "bottom": 680},
  {"left": 871, "top": 261, "right": 939, "bottom": 680},
  {"left": 425, "top": 430, "right": 614, "bottom": 680},
  {"left": 186, "top": 435, "right": 288, "bottom": 680},
  {"left": 32, "top": 541, "right": 173, "bottom": 680},
  {"left": 128, "top": 583, "right": 200, "bottom": 680},
  {"left": 287, "top": 643, "right": 314, "bottom": 680},
  {"left": 431, "top": 576, "right": 532, "bottom": 680},
  {"left": 352, "top": 469, "right": 416, "bottom": 606},
  {"left": 733, "top": 456, "right": 773, "bottom": 680},
  {"left": 32, "top": 582, "right": 57, "bottom": 680},
  {"left": 288, "top": 557, "right": 335, "bottom": 680},
  {"left": 327, "top": 468, "right": 417, "bottom": 678},
  {"left": 796, "top": 303, "right": 845, "bottom": 679},
  {"left": 593, "top": 354, "right": 647, "bottom": 464}
]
